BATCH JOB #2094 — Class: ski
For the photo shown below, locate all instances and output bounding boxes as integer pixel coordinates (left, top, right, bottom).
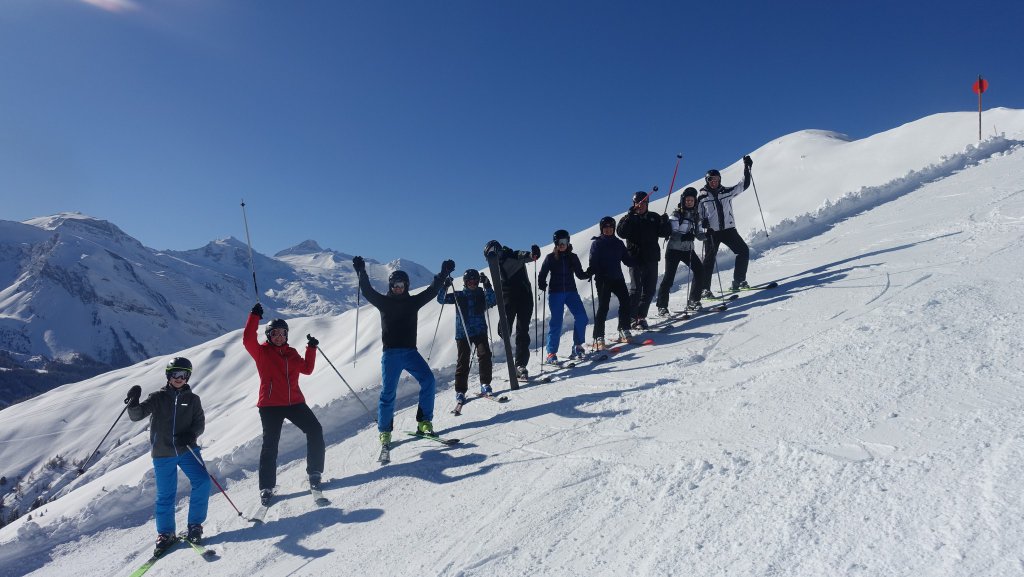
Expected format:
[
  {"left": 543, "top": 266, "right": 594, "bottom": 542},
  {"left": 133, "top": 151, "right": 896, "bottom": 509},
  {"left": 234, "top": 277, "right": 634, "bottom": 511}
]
[
  {"left": 128, "top": 539, "right": 181, "bottom": 577},
  {"left": 733, "top": 281, "right": 779, "bottom": 292},
  {"left": 310, "top": 488, "right": 330, "bottom": 507},
  {"left": 450, "top": 402, "right": 464, "bottom": 416},
  {"left": 656, "top": 304, "right": 729, "bottom": 331},
  {"left": 377, "top": 444, "right": 391, "bottom": 465},
  {"left": 404, "top": 431, "right": 460, "bottom": 445},
  {"left": 704, "top": 293, "right": 740, "bottom": 302},
  {"left": 177, "top": 533, "right": 217, "bottom": 559},
  {"left": 476, "top": 393, "right": 509, "bottom": 403},
  {"left": 249, "top": 505, "right": 270, "bottom": 524},
  {"left": 484, "top": 247, "right": 520, "bottom": 390}
]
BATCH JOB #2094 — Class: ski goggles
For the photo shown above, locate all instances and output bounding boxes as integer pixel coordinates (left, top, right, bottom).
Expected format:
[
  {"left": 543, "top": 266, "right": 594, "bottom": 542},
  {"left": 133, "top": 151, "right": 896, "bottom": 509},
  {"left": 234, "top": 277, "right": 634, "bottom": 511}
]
[
  {"left": 168, "top": 370, "right": 190, "bottom": 380},
  {"left": 269, "top": 329, "right": 288, "bottom": 337},
  {"left": 556, "top": 239, "right": 569, "bottom": 247},
  {"left": 390, "top": 282, "right": 407, "bottom": 290}
]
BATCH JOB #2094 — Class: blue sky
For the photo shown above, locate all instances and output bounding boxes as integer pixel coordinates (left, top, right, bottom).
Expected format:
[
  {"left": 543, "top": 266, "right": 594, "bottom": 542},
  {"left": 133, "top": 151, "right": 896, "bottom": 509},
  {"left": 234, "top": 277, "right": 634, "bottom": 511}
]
[{"left": 2, "top": 0, "right": 1021, "bottom": 275}]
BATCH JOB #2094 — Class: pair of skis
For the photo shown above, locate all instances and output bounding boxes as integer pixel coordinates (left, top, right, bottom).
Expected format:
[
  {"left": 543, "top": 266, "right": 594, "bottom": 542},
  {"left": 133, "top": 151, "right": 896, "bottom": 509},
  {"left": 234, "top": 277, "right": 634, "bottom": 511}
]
[
  {"left": 705, "top": 281, "right": 778, "bottom": 301},
  {"left": 128, "top": 533, "right": 216, "bottom": 577},
  {"left": 378, "top": 430, "right": 460, "bottom": 465},
  {"left": 452, "top": 391, "right": 510, "bottom": 416},
  {"left": 249, "top": 485, "right": 331, "bottom": 524}
]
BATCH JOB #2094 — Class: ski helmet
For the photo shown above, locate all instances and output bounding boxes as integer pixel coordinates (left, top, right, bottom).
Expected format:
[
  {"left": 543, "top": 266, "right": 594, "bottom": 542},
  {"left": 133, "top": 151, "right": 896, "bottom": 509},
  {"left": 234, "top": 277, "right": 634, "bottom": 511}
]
[
  {"left": 632, "top": 191, "right": 650, "bottom": 205},
  {"left": 462, "top": 269, "right": 480, "bottom": 284},
  {"left": 705, "top": 169, "right": 721, "bottom": 185},
  {"left": 552, "top": 229, "right": 570, "bottom": 244},
  {"left": 483, "top": 240, "right": 502, "bottom": 259},
  {"left": 265, "top": 318, "right": 289, "bottom": 341},
  {"left": 679, "top": 187, "right": 699, "bottom": 207},
  {"left": 165, "top": 357, "right": 193, "bottom": 379},
  {"left": 599, "top": 216, "right": 616, "bottom": 230},
  {"left": 388, "top": 270, "right": 410, "bottom": 287}
]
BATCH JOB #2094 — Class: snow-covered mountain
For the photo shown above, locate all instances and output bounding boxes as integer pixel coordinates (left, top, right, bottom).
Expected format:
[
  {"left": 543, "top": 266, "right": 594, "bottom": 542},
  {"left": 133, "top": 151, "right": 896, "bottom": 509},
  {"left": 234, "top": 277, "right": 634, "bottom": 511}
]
[
  {"left": 0, "top": 216, "right": 434, "bottom": 407},
  {"left": 1, "top": 109, "right": 1023, "bottom": 577}
]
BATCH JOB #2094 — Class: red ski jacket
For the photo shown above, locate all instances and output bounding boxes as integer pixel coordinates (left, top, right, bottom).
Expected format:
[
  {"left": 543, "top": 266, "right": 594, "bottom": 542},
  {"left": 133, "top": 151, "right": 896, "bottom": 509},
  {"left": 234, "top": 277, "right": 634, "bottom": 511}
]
[{"left": 243, "top": 313, "right": 316, "bottom": 407}]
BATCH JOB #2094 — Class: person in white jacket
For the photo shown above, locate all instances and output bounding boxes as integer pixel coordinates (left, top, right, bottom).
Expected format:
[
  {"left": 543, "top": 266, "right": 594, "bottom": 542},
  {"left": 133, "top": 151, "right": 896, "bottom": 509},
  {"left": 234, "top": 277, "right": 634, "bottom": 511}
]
[
  {"left": 656, "top": 187, "right": 706, "bottom": 315},
  {"left": 697, "top": 155, "right": 753, "bottom": 296}
]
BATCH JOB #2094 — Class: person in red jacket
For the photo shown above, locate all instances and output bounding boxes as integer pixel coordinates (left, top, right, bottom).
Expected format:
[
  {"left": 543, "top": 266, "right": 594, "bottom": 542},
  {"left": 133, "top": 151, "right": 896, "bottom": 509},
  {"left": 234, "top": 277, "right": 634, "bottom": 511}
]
[{"left": 243, "top": 303, "right": 323, "bottom": 506}]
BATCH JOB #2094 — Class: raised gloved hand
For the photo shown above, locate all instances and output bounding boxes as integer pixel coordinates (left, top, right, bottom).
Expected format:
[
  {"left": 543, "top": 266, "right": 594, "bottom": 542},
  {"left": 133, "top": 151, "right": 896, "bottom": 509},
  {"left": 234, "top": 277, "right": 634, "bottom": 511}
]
[
  {"left": 173, "top": 433, "right": 197, "bottom": 449},
  {"left": 125, "top": 385, "right": 142, "bottom": 406},
  {"left": 306, "top": 334, "right": 319, "bottom": 347},
  {"left": 440, "top": 259, "right": 456, "bottom": 277},
  {"left": 743, "top": 155, "right": 753, "bottom": 168},
  {"left": 251, "top": 302, "right": 264, "bottom": 318},
  {"left": 531, "top": 245, "right": 541, "bottom": 260},
  {"left": 479, "top": 272, "right": 491, "bottom": 287},
  {"left": 352, "top": 256, "right": 365, "bottom": 274}
]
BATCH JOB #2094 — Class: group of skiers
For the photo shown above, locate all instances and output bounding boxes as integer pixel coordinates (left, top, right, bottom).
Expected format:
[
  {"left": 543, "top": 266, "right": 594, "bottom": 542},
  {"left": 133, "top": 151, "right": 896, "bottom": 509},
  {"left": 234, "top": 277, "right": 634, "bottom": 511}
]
[{"left": 127, "top": 156, "right": 759, "bottom": 557}]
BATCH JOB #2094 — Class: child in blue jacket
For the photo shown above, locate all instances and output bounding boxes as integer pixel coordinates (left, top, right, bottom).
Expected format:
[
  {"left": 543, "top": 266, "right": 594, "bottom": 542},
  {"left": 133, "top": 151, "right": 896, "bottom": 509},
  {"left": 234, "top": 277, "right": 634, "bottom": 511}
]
[{"left": 437, "top": 269, "right": 497, "bottom": 403}]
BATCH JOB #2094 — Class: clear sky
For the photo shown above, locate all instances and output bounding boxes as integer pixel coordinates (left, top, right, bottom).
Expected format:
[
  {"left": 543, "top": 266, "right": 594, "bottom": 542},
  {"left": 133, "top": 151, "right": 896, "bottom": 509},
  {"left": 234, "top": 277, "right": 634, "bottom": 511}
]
[{"left": 2, "top": 0, "right": 1021, "bottom": 273}]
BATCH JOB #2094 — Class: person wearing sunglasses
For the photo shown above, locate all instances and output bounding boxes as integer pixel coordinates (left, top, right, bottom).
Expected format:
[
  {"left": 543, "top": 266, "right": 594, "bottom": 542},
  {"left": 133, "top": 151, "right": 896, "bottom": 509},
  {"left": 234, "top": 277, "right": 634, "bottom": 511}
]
[
  {"left": 656, "top": 187, "right": 707, "bottom": 315},
  {"left": 244, "top": 304, "right": 323, "bottom": 507},
  {"left": 538, "top": 230, "right": 592, "bottom": 364},
  {"left": 437, "top": 268, "right": 497, "bottom": 406},
  {"left": 127, "top": 357, "right": 209, "bottom": 556},
  {"left": 616, "top": 190, "right": 672, "bottom": 330},
  {"left": 589, "top": 216, "right": 637, "bottom": 349},
  {"left": 353, "top": 255, "right": 455, "bottom": 448}
]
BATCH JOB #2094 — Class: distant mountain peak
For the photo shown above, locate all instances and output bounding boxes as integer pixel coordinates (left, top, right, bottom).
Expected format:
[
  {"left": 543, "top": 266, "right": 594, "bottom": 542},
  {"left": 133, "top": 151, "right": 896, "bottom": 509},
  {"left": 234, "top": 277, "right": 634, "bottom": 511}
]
[{"left": 275, "top": 240, "right": 324, "bottom": 257}]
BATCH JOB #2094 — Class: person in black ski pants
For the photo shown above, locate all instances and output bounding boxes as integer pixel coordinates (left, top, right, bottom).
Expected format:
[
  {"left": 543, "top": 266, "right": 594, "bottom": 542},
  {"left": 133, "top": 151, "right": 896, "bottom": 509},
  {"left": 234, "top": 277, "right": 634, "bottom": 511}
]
[
  {"left": 354, "top": 256, "right": 453, "bottom": 446},
  {"left": 616, "top": 190, "right": 671, "bottom": 330},
  {"left": 589, "top": 216, "right": 636, "bottom": 347},
  {"left": 483, "top": 241, "right": 540, "bottom": 380},
  {"left": 437, "top": 268, "right": 497, "bottom": 403},
  {"left": 698, "top": 155, "right": 754, "bottom": 296},
  {"left": 656, "top": 187, "right": 706, "bottom": 315}
]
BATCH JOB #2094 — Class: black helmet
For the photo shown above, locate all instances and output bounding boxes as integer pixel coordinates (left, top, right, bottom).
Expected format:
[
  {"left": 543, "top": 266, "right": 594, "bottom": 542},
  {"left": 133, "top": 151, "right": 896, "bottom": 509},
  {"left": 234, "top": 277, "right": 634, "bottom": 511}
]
[
  {"left": 483, "top": 240, "right": 502, "bottom": 259},
  {"left": 632, "top": 191, "right": 650, "bottom": 205},
  {"left": 388, "top": 270, "right": 410, "bottom": 287},
  {"left": 265, "top": 318, "right": 289, "bottom": 341},
  {"left": 553, "top": 229, "right": 570, "bottom": 244},
  {"left": 165, "top": 357, "right": 192, "bottom": 379},
  {"left": 599, "top": 216, "right": 616, "bottom": 229},
  {"left": 463, "top": 268, "right": 480, "bottom": 283},
  {"left": 679, "top": 187, "right": 699, "bottom": 206},
  {"left": 705, "top": 169, "right": 721, "bottom": 185}
]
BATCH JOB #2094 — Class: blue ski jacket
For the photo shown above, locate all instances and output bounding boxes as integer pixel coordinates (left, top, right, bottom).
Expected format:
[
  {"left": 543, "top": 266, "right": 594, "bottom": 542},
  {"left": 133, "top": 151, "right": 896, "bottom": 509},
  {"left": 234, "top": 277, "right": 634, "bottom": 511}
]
[{"left": 437, "top": 284, "right": 497, "bottom": 340}]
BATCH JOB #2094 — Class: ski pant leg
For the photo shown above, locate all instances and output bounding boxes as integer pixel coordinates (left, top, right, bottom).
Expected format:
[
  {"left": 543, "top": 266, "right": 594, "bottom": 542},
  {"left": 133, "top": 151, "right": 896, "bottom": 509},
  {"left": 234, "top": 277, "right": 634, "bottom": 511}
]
[
  {"left": 258, "top": 407, "right": 287, "bottom": 490},
  {"left": 178, "top": 448, "right": 211, "bottom": 527},
  {"left": 545, "top": 291, "right": 567, "bottom": 354},
  {"left": 403, "top": 349, "right": 436, "bottom": 423},
  {"left": 454, "top": 338, "right": 471, "bottom": 393},
  {"left": 472, "top": 334, "right": 493, "bottom": 385},
  {"left": 378, "top": 349, "right": 404, "bottom": 433},
  {"left": 719, "top": 228, "right": 750, "bottom": 284},
  {"left": 594, "top": 278, "right": 612, "bottom": 338},
  {"left": 285, "top": 403, "right": 325, "bottom": 478},
  {"left": 611, "top": 278, "right": 631, "bottom": 331},
  {"left": 656, "top": 249, "right": 684, "bottom": 309},
  {"left": 564, "top": 292, "right": 588, "bottom": 346},
  {"left": 684, "top": 250, "right": 706, "bottom": 302},
  {"left": 634, "top": 262, "right": 659, "bottom": 319},
  {"left": 702, "top": 234, "right": 722, "bottom": 291},
  {"left": 508, "top": 294, "right": 533, "bottom": 367},
  {"left": 152, "top": 456, "right": 180, "bottom": 535}
]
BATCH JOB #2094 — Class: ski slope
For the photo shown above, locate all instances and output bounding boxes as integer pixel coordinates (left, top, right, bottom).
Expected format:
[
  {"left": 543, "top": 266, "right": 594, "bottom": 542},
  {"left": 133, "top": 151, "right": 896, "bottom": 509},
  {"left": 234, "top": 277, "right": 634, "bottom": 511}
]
[{"left": 2, "top": 109, "right": 1023, "bottom": 577}]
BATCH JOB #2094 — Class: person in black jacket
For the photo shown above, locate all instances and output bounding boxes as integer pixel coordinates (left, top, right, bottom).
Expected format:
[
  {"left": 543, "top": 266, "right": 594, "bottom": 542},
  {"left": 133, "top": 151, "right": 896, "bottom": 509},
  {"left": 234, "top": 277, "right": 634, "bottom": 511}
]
[
  {"left": 616, "top": 190, "right": 672, "bottom": 330},
  {"left": 354, "top": 256, "right": 453, "bottom": 446},
  {"left": 483, "top": 241, "right": 541, "bottom": 380},
  {"left": 127, "top": 357, "right": 209, "bottom": 556},
  {"left": 589, "top": 216, "right": 636, "bottom": 348}
]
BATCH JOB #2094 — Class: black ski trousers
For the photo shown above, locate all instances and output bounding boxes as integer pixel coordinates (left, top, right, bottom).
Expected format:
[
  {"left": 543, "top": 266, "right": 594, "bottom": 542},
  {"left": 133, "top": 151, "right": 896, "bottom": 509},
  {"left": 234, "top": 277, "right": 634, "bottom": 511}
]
[
  {"left": 656, "top": 249, "right": 705, "bottom": 309},
  {"left": 702, "top": 228, "right": 749, "bottom": 291},
  {"left": 454, "top": 334, "right": 492, "bottom": 393},
  {"left": 627, "top": 261, "right": 660, "bottom": 320},
  {"left": 593, "top": 276, "right": 631, "bottom": 338},
  {"left": 500, "top": 294, "right": 533, "bottom": 368},
  {"left": 258, "top": 403, "right": 325, "bottom": 490}
]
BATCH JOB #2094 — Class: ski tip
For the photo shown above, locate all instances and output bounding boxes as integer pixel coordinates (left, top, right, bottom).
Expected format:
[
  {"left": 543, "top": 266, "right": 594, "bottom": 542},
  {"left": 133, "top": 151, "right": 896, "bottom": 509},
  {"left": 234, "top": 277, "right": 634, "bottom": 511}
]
[{"left": 641, "top": 338, "right": 654, "bottom": 345}]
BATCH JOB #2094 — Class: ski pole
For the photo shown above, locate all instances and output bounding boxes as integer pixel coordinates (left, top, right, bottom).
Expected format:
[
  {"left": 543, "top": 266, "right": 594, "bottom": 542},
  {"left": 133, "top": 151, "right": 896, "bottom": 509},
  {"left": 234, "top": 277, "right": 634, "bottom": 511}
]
[
  {"left": 240, "top": 200, "right": 260, "bottom": 302},
  {"left": 749, "top": 169, "right": 769, "bottom": 239},
  {"left": 588, "top": 277, "right": 597, "bottom": 348},
  {"left": 447, "top": 279, "right": 478, "bottom": 373},
  {"left": 426, "top": 290, "right": 446, "bottom": 361},
  {"left": 539, "top": 286, "right": 547, "bottom": 376},
  {"left": 317, "top": 345, "right": 376, "bottom": 422},
  {"left": 353, "top": 289, "right": 360, "bottom": 367},
  {"left": 185, "top": 445, "right": 245, "bottom": 519},
  {"left": 533, "top": 260, "right": 539, "bottom": 355},
  {"left": 661, "top": 153, "right": 683, "bottom": 215},
  {"left": 77, "top": 397, "right": 131, "bottom": 475}
]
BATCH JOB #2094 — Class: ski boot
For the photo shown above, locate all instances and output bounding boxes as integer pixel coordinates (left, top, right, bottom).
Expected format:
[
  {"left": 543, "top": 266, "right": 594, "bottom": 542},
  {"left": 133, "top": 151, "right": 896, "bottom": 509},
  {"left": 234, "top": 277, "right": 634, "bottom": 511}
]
[
  {"left": 455, "top": 392, "right": 467, "bottom": 405},
  {"left": 154, "top": 533, "right": 177, "bottom": 557},
  {"left": 515, "top": 365, "right": 529, "bottom": 380},
  {"left": 308, "top": 474, "right": 322, "bottom": 491},
  {"left": 379, "top": 431, "right": 392, "bottom": 446},
  {"left": 731, "top": 280, "right": 749, "bottom": 292},
  {"left": 686, "top": 300, "right": 702, "bottom": 312},
  {"left": 185, "top": 524, "right": 203, "bottom": 545},
  {"left": 545, "top": 352, "right": 559, "bottom": 365},
  {"left": 260, "top": 489, "right": 274, "bottom": 507},
  {"left": 593, "top": 337, "right": 605, "bottom": 351},
  {"left": 569, "top": 344, "right": 586, "bottom": 360},
  {"left": 416, "top": 421, "right": 435, "bottom": 436},
  {"left": 700, "top": 289, "right": 715, "bottom": 300},
  {"left": 479, "top": 384, "right": 493, "bottom": 396},
  {"left": 656, "top": 307, "right": 671, "bottom": 317}
]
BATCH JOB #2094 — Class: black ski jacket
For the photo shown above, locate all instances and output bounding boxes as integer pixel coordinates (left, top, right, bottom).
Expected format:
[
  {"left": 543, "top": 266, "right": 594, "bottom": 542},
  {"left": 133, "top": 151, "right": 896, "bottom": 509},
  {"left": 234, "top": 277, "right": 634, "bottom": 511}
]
[
  {"left": 616, "top": 210, "right": 671, "bottom": 264},
  {"left": 359, "top": 271, "right": 444, "bottom": 349},
  {"left": 493, "top": 246, "right": 534, "bottom": 301},
  {"left": 128, "top": 384, "right": 205, "bottom": 458}
]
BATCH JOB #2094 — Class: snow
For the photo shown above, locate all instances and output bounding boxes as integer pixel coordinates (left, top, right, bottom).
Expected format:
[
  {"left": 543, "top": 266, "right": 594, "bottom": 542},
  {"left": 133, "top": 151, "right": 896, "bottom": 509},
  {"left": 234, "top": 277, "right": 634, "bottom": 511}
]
[{"left": 2, "top": 109, "right": 1024, "bottom": 576}]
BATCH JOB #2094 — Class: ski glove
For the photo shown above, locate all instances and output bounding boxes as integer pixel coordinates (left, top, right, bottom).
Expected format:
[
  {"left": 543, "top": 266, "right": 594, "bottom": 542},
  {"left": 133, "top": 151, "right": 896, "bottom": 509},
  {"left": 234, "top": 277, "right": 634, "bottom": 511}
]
[
  {"left": 125, "top": 385, "right": 142, "bottom": 407},
  {"left": 701, "top": 218, "right": 710, "bottom": 230},
  {"left": 173, "top": 433, "right": 197, "bottom": 449},
  {"left": 440, "top": 259, "right": 456, "bottom": 277},
  {"left": 352, "top": 256, "right": 365, "bottom": 274},
  {"left": 251, "top": 302, "right": 264, "bottom": 318},
  {"left": 538, "top": 280, "right": 547, "bottom": 292},
  {"left": 531, "top": 245, "right": 541, "bottom": 260},
  {"left": 743, "top": 155, "right": 753, "bottom": 168},
  {"left": 306, "top": 334, "right": 319, "bottom": 347},
  {"left": 443, "top": 276, "right": 453, "bottom": 288},
  {"left": 479, "top": 272, "right": 491, "bottom": 287}
]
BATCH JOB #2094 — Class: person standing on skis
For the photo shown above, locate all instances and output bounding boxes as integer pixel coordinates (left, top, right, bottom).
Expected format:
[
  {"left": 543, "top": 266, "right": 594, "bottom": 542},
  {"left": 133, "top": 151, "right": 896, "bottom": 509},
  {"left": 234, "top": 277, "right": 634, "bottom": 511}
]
[
  {"left": 656, "top": 187, "right": 706, "bottom": 315},
  {"left": 538, "top": 229, "right": 591, "bottom": 364},
  {"left": 127, "top": 357, "right": 209, "bottom": 556},
  {"left": 355, "top": 256, "right": 454, "bottom": 447},
  {"left": 482, "top": 240, "right": 540, "bottom": 380},
  {"left": 437, "top": 268, "right": 497, "bottom": 405},
  {"left": 589, "top": 216, "right": 636, "bottom": 348},
  {"left": 616, "top": 190, "right": 671, "bottom": 330},
  {"left": 243, "top": 305, "right": 324, "bottom": 507},
  {"left": 698, "top": 155, "right": 754, "bottom": 296}
]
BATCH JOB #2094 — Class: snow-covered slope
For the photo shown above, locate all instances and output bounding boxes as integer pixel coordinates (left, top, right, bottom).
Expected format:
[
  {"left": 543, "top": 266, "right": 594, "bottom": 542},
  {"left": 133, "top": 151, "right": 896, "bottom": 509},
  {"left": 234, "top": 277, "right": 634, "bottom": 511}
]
[{"left": 1, "top": 109, "right": 1022, "bottom": 577}]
